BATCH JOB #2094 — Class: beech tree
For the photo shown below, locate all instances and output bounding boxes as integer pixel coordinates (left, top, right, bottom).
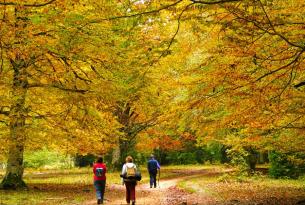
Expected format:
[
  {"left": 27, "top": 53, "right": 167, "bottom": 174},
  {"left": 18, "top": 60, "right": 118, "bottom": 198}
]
[
  {"left": 1, "top": 0, "right": 304, "bottom": 188},
  {"left": 0, "top": 0, "right": 125, "bottom": 189},
  {"left": 123, "top": 0, "right": 305, "bottom": 162},
  {"left": 152, "top": 0, "right": 305, "bottom": 156}
]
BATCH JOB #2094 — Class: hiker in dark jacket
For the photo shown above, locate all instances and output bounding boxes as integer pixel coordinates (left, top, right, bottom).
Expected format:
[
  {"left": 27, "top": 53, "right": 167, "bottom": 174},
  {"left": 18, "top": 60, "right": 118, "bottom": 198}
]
[{"left": 147, "top": 154, "right": 160, "bottom": 188}]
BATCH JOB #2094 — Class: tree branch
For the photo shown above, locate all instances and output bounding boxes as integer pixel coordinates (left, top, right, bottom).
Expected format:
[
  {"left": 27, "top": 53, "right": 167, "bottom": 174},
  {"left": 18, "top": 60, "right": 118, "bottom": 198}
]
[
  {"left": 90, "top": 0, "right": 184, "bottom": 23},
  {"left": 191, "top": 0, "right": 240, "bottom": 4},
  {"left": 0, "top": 106, "right": 10, "bottom": 116},
  {"left": 0, "top": 0, "right": 56, "bottom": 7},
  {"left": 230, "top": 10, "right": 304, "bottom": 50},
  {"left": 27, "top": 83, "right": 89, "bottom": 94},
  {"left": 255, "top": 49, "right": 304, "bottom": 82},
  {"left": 0, "top": 120, "right": 8, "bottom": 125},
  {"left": 294, "top": 81, "right": 305, "bottom": 89},
  {"left": 159, "top": 3, "right": 194, "bottom": 59}
]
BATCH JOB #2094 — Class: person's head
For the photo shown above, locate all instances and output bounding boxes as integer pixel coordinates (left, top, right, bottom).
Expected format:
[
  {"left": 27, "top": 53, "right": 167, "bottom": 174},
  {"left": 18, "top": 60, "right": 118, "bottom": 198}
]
[
  {"left": 126, "top": 156, "right": 133, "bottom": 163},
  {"left": 97, "top": 156, "right": 103, "bottom": 163},
  {"left": 150, "top": 154, "right": 155, "bottom": 159}
]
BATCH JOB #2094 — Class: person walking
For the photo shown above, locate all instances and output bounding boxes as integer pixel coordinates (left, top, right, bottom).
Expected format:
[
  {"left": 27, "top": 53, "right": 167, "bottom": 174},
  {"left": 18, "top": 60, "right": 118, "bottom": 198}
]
[
  {"left": 147, "top": 154, "right": 160, "bottom": 188},
  {"left": 93, "top": 156, "right": 107, "bottom": 204},
  {"left": 121, "top": 156, "right": 137, "bottom": 205}
]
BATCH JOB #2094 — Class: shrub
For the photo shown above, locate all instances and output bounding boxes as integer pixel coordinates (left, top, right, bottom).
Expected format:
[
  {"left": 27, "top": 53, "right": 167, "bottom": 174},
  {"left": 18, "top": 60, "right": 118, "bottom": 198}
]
[
  {"left": 24, "top": 148, "right": 73, "bottom": 169},
  {"left": 268, "top": 151, "right": 305, "bottom": 179}
]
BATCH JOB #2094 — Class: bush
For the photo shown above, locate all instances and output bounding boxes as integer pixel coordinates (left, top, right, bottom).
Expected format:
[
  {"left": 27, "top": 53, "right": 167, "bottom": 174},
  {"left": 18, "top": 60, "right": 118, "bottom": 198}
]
[
  {"left": 269, "top": 151, "right": 305, "bottom": 179},
  {"left": 74, "top": 154, "right": 95, "bottom": 167},
  {"left": 165, "top": 151, "right": 198, "bottom": 164},
  {"left": 24, "top": 149, "right": 73, "bottom": 169}
]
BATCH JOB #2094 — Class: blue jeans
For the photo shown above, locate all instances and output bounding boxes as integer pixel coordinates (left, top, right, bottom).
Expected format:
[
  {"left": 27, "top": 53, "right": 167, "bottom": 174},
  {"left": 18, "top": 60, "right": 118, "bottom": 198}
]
[
  {"left": 149, "top": 171, "right": 157, "bottom": 188},
  {"left": 94, "top": 180, "right": 106, "bottom": 201}
]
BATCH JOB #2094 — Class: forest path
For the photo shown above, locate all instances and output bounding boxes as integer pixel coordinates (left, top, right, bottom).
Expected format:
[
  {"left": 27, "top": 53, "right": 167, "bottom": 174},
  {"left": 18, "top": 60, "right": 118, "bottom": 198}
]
[{"left": 84, "top": 169, "right": 221, "bottom": 205}]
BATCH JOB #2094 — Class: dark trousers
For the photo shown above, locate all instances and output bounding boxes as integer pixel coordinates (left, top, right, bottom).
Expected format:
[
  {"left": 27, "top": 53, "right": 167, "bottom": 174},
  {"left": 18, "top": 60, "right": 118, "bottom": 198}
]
[
  {"left": 94, "top": 180, "right": 106, "bottom": 202},
  {"left": 125, "top": 181, "right": 136, "bottom": 203},
  {"left": 149, "top": 171, "right": 157, "bottom": 188}
]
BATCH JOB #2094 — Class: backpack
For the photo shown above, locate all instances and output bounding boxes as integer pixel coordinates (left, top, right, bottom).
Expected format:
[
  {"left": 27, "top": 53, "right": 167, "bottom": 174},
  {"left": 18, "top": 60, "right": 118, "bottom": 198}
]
[
  {"left": 126, "top": 165, "right": 136, "bottom": 179},
  {"left": 95, "top": 167, "right": 104, "bottom": 177}
]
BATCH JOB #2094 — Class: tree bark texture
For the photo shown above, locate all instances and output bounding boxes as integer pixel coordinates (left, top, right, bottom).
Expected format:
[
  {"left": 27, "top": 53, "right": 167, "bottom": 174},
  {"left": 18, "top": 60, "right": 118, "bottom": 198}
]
[{"left": 1, "top": 63, "right": 28, "bottom": 189}]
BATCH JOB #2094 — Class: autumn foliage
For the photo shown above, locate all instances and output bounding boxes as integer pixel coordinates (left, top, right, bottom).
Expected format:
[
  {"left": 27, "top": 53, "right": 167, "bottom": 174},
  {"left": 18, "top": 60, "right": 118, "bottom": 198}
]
[{"left": 0, "top": 0, "right": 304, "bottom": 189}]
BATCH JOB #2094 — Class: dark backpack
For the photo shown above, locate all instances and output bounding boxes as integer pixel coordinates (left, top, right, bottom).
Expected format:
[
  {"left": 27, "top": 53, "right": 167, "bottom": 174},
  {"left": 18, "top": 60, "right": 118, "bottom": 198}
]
[{"left": 95, "top": 167, "right": 104, "bottom": 177}]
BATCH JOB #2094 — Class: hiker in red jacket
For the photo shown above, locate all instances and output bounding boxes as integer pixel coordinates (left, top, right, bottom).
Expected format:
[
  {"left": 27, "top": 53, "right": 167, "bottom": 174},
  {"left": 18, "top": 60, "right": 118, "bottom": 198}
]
[{"left": 93, "top": 156, "right": 107, "bottom": 204}]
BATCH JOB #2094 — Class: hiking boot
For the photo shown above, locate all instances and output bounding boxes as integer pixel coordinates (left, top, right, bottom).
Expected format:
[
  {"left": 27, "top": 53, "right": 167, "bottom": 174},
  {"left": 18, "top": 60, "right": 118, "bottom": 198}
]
[
  {"left": 97, "top": 199, "right": 102, "bottom": 204},
  {"left": 132, "top": 201, "right": 135, "bottom": 205}
]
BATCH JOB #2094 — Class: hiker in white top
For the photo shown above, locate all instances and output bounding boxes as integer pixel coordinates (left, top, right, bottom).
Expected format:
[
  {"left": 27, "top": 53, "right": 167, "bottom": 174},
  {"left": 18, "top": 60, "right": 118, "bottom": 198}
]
[{"left": 121, "top": 156, "right": 137, "bottom": 205}]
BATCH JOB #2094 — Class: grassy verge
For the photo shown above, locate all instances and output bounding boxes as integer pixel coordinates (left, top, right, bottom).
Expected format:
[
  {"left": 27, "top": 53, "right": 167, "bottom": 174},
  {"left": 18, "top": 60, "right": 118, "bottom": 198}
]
[{"left": 178, "top": 170, "right": 305, "bottom": 205}]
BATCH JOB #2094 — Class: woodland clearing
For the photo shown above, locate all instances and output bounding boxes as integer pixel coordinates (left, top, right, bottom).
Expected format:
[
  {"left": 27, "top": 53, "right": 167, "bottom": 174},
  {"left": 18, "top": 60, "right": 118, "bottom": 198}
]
[{"left": 1, "top": 165, "right": 305, "bottom": 205}]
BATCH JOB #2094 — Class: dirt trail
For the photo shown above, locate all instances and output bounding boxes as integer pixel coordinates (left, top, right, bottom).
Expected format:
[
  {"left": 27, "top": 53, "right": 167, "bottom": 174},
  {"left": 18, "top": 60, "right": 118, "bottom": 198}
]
[{"left": 84, "top": 169, "right": 218, "bottom": 205}]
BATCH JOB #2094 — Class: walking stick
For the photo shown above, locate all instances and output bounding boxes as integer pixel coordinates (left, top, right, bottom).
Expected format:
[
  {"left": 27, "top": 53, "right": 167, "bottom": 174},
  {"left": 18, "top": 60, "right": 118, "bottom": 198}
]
[{"left": 158, "top": 169, "right": 160, "bottom": 188}]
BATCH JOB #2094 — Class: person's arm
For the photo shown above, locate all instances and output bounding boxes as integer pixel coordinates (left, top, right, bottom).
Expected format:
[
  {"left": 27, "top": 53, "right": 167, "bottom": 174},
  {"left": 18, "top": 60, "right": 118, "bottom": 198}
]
[
  {"left": 93, "top": 164, "right": 96, "bottom": 174},
  {"left": 156, "top": 161, "right": 160, "bottom": 170},
  {"left": 104, "top": 164, "right": 107, "bottom": 174},
  {"left": 121, "top": 164, "right": 126, "bottom": 185},
  {"left": 121, "top": 164, "right": 126, "bottom": 175}
]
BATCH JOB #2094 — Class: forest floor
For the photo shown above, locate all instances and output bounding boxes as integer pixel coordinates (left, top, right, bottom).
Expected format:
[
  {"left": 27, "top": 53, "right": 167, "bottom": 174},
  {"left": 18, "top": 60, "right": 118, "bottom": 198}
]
[{"left": 1, "top": 165, "right": 305, "bottom": 205}]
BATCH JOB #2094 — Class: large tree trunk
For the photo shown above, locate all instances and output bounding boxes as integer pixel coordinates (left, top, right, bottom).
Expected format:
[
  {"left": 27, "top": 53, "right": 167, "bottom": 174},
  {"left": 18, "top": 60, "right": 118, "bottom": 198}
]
[
  {"left": 111, "top": 102, "right": 150, "bottom": 170},
  {"left": 111, "top": 138, "right": 131, "bottom": 171},
  {"left": 1, "top": 63, "right": 28, "bottom": 189},
  {"left": 111, "top": 145, "right": 122, "bottom": 170}
]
